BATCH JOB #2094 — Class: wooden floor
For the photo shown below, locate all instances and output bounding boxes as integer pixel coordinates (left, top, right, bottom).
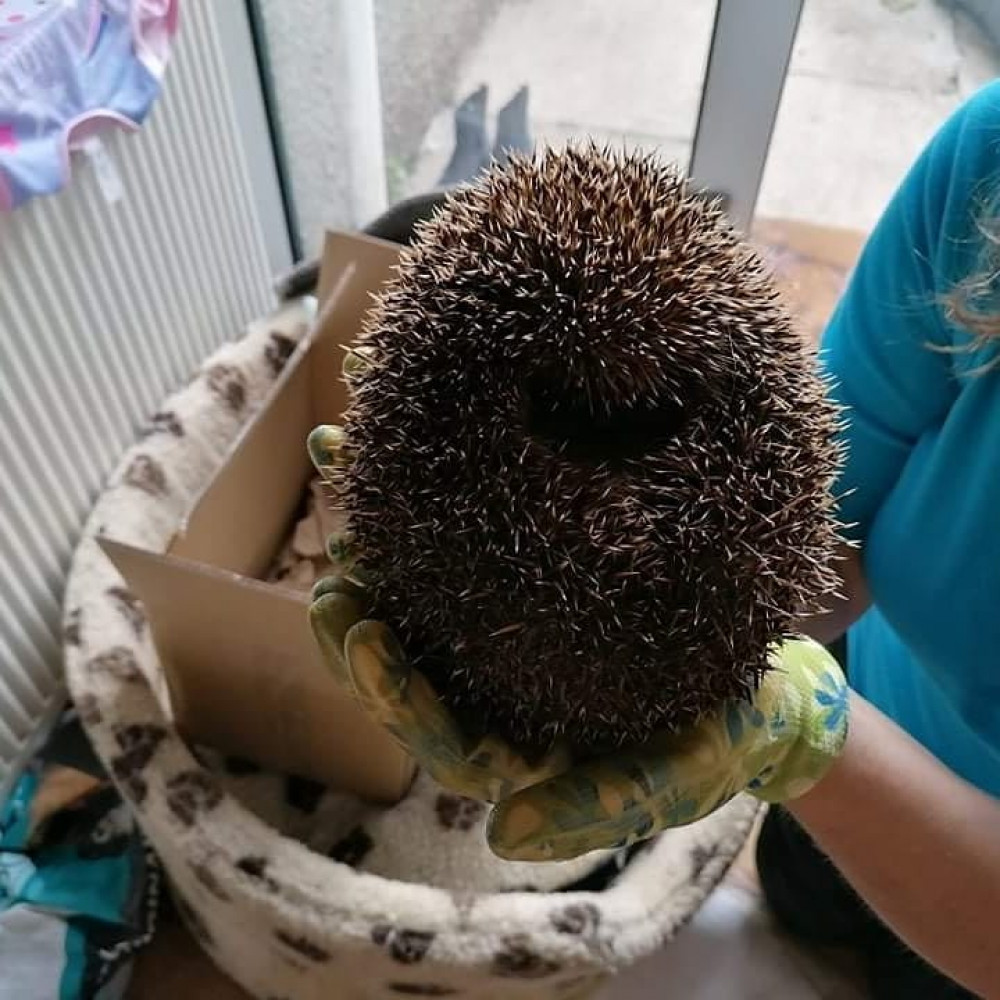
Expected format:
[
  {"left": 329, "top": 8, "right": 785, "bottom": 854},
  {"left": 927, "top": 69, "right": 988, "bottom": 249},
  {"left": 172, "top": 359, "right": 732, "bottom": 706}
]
[
  {"left": 753, "top": 218, "right": 863, "bottom": 348},
  {"left": 127, "top": 218, "right": 866, "bottom": 999}
]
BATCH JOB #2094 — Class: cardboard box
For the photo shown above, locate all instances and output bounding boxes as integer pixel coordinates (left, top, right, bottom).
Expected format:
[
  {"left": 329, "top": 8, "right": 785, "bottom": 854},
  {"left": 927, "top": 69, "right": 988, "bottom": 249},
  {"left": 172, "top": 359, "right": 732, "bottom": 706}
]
[{"left": 102, "top": 231, "right": 416, "bottom": 803}]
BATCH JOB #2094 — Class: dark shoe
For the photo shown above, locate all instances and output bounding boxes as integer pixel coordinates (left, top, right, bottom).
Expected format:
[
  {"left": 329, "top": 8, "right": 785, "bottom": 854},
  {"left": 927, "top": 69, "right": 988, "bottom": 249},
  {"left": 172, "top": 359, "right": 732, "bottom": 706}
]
[
  {"left": 492, "top": 85, "right": 532, "bottom": 166},
  {"left": 437, "top": 84, "right": 491, "bottom": 187}
]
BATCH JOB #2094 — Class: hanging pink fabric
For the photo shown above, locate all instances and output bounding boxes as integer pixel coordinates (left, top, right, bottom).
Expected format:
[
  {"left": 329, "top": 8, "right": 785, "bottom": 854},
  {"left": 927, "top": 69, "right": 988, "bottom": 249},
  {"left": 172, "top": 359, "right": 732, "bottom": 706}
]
[{"left": 0, "top": 0, "right": 179, "bottom": 210}]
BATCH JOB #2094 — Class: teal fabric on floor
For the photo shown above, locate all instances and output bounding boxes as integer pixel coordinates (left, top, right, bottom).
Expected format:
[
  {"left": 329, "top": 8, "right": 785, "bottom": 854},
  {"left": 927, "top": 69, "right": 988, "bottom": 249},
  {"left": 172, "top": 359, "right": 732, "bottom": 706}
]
[{"left": 0, "top": 710, "right": 157, "bottom": 1000}]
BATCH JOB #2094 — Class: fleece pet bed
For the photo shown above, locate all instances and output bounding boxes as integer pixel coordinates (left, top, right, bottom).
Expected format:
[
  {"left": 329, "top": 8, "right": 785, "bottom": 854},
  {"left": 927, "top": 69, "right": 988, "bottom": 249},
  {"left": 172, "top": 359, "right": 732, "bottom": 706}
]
[{"left": 62, "top": 296, "right": 762, "bottom": 1000}]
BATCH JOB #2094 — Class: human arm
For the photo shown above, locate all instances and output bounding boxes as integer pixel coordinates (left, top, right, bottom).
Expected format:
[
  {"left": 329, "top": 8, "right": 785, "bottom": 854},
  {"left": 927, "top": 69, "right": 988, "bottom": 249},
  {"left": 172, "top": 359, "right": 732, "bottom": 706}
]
[
  {"left": 312, "top": 558, "right": 998, "bottom": 994},
  {"left": 791, "top": 694, "right": 1000, "bottom": 997},
  {"left": 796, "top": 91, "right": 994, "bottom": 648},
  {"left": 799, "top": 541, "right": 870, "bottom": 645},
  {"left": 312, "top": 562, "right": 1000, "bottom": 994}
]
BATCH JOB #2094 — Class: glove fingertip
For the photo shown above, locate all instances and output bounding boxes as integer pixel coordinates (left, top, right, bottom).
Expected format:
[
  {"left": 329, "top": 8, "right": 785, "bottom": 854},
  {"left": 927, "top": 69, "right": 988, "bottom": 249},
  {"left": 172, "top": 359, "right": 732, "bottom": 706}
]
[
  {"left": 485, "top": 793, "right": 553, "bottom": 861},
  {"left": 308, "top": 592, "right": 364, "bottom": 685},
  {"left": 325, "top": 531, "right": 357, "bottom": 570},
  {"left": 342, "top": 346, "right": 374, "bottom": 382},
  {"left": 311, "top": 574, "right": 352, "bottom": 603},
  {"left": 309, "top": 588, "right": 362, "bottom": 637},
  {"left": 307, "top": 424, "right": 346, "bottom": 480},
  {"left": 344, "top": 619, "right": 410, "bottom": 693}
]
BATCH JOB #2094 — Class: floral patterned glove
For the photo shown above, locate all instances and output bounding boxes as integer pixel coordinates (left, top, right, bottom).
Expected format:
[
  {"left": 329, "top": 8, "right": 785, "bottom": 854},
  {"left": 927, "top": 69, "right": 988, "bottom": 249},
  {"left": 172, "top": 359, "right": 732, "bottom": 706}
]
[
  {"left": 308, "top": 417, "right": 573, "bottom": 802},
  {"left": 308, "top": 415, "right": 849, "bottom": 862},
  {"left": 485, "top": 638, "right": 848, "bottom": 861},
  {"left": 309, "top": 573, "right": 573, "bottom": 803}
]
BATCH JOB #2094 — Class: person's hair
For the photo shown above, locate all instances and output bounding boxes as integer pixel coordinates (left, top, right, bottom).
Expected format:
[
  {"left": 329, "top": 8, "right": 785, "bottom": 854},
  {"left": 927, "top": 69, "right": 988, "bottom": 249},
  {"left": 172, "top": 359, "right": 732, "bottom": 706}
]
[{"left": 944, "top": 209, "right": 1000, "bottom": 347}]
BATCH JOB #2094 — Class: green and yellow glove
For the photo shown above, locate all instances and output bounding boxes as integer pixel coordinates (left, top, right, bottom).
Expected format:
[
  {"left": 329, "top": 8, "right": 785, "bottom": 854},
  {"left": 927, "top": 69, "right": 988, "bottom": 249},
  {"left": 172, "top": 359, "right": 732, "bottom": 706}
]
[
  {"left": 308, "top": 418, "right": 573, "bottom": 803},
  {"left": 486, "top": 638, "right": 848, "bottom": 861},
  {"left": 310, "top": 572, "right": 573, "bottom": 804},
  {"left": 309, "top": 565, "right": 847, "bottom": 860},
  {"left": 308, "top": 391, "right": 849, "bottom": 863}
]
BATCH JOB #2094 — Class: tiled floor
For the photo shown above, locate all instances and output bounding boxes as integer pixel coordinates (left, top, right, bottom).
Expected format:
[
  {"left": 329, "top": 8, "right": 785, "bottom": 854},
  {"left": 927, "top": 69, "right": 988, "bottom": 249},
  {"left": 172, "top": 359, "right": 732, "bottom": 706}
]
[
  {"left": 606, "top": 886, "right": 867, "bottom": 1000},
  {"left": 603, "top": 813, "right": 867, "bottom": 1000},
  {"left": 408, "top": 0, "right": 998, "bottom": 234}
]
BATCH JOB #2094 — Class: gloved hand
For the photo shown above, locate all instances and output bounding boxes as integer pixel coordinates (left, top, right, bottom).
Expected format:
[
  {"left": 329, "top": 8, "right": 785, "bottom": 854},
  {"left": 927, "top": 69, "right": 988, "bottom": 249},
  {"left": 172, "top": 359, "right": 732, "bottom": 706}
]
[
  {"left": 486, "top": 638, "right": 848, "bottom": 861},
  {"left": 308, "top": 390, "right": 849, "bottom": 863},
  {"left": 310, "top": 571, "right": 573, "bottom": 804}
]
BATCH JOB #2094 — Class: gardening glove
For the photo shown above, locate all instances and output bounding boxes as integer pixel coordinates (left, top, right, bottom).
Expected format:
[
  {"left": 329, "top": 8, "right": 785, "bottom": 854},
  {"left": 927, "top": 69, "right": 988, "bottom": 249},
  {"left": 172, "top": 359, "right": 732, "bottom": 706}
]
[
  {"left": 307, "top": 350, "right": 849, "bottom": 861},
  {"left": 308, "top": 422, "right": 572, "bottom": 803},
  {"left": 309, "top": 573, "right": 573, "bottom": 803},
  {"left": 485, "top": 637, "right": 848, "bottom": 861}
]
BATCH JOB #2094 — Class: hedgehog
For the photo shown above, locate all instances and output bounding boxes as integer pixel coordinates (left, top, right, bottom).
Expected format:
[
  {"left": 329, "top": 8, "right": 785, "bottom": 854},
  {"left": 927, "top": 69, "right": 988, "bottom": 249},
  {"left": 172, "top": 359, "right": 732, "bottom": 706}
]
[{"left": 337, "top": 145, "right": 843, "bottom": 755}]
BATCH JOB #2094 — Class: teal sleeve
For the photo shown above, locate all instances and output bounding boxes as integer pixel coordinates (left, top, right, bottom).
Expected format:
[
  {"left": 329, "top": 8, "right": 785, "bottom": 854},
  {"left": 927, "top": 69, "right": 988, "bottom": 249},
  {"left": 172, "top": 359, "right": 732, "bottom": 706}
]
[{"left": 820, "top": 82, "right": 1000, "bottom": 542}]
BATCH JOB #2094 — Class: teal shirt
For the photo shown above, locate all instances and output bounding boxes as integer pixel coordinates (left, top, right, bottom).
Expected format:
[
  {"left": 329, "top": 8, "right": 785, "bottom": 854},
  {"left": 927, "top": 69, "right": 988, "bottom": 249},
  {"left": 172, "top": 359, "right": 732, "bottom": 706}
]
[{"left": 822, "top": 80, "right": 1000, "bottom": 796}]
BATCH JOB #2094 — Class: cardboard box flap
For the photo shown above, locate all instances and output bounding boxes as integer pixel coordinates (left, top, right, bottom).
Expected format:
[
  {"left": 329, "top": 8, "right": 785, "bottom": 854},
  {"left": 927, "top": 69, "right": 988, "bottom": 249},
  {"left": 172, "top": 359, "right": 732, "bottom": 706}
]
[
  {"left": 100, "top": 230, "right": 416, "bottom": 803},
  {"left": 172, "top": 231, "right": 400, "bottom": 574},
  {"left": 170, "top": 355, "right": 313, "bottom": 576},
  {"left": 315, "top": 229, "right": 400, "bottom": 306},
  {"left": 310, "top": 231, "right": 401, "bottom": 420},
  {"left": 101, "top": 536, "right": 413, "bottom": 802}
]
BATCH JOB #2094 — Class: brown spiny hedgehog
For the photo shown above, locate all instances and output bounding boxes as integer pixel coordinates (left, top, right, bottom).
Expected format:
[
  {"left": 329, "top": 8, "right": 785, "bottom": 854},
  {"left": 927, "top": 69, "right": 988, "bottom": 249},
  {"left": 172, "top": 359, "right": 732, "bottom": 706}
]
[{"left": 339, "top": 145, "right": 843, "bottom": 754}]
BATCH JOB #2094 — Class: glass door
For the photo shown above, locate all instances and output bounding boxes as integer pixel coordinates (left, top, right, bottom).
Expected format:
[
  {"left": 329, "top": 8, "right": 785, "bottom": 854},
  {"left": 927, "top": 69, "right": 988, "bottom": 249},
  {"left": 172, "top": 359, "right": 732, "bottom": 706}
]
[
  {"left": 756, "top": 0, "right": 998, "bottom": 233},
  {"left": 380, "top": 1, "right": 718, "bottom": 210}
]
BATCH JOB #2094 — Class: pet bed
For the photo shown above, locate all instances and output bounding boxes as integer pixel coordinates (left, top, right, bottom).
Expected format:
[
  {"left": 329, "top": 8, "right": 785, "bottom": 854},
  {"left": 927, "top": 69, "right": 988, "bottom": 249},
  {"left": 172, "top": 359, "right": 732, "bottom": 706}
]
[{"left": 63, "top": 296, "right": 762, "bottom": 1000}]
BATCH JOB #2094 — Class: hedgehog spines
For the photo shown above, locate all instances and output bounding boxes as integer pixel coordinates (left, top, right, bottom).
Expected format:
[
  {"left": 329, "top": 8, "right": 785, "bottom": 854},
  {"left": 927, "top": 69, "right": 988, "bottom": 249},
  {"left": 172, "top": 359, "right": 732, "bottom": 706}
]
[{"left": 341, "top": 144, "right": 843, "bottom": 752}]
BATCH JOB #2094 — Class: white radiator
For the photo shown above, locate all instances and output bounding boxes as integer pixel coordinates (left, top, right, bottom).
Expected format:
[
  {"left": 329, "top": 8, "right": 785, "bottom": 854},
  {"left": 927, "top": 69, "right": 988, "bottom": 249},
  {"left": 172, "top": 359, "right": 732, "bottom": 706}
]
[{"left": 0, "top": 0, "right": 292, "bottom": 799}]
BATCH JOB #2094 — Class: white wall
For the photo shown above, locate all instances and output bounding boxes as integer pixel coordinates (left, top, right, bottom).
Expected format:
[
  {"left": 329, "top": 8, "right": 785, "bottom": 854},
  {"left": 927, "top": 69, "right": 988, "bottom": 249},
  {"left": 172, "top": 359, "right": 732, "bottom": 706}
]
[
  {"left": 253, "top": 0, "right": 499, "bottom": 257},
  {"left": 254, "top": 0, "right": 386, "bottom": 257}
]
